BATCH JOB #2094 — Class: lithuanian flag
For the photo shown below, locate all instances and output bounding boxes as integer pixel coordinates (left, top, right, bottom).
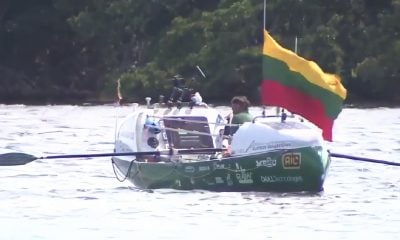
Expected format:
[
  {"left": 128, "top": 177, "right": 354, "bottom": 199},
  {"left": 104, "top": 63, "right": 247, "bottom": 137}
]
[{"left": 261, "top": 30, "right": 347, "bottom": 141}]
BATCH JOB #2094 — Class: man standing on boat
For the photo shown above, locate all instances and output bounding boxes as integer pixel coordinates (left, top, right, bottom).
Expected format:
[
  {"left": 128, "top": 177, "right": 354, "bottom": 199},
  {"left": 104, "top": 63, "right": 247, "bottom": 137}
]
[
  {"left": 217, "top": 96, "right": 253, "bottom": 157},
  {"left": 220, "top": 96, "right": 254, "bottom": 155},
  {"left": 224, "top": 95, "right": 253, "bottom": 136},
  {"left": 230, "top": 96, "right": 253, "bottom": 124}
]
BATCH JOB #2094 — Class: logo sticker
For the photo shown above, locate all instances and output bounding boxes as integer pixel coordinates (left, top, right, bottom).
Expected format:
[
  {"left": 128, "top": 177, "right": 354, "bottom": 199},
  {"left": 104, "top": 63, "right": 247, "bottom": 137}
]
[
  {"left": 215, "top": 177, "right": 224, "bottom": 184},
  {"left": 236, "top": 171, "right": 253, "bottom": 184},
  {"left": 256, "top": 157, "right": 276, "bottom": 168},
  {"left": 184, "top": 166, "right": 195, "bottom": 173},
  {"left": 282, "top": 153, "right": 301, "bottom": 169},
  {"left": 214, "top": 163, "right": 226, "bottom": 170},
  {"left": 198, "top": 166, "right": 210, "bottom": 172}
]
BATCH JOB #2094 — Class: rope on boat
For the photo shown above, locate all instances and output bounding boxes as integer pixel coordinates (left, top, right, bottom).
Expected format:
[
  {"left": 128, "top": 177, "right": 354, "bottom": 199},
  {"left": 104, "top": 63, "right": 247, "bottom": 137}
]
[
  {"left": 111, "top": 158, "right": 136, "bottom": 182},
  {"left": 172, "top": 165, "right": 263, "bottom": 179},
  {"left": 131, "top": 157, "right": 271, "bottom": 182}
]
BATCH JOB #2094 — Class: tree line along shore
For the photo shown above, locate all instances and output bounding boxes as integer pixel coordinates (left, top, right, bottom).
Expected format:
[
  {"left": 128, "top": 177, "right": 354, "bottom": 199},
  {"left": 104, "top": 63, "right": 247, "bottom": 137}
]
[{"left": 1, "top": 0, "right": 399, "bottom": 105}]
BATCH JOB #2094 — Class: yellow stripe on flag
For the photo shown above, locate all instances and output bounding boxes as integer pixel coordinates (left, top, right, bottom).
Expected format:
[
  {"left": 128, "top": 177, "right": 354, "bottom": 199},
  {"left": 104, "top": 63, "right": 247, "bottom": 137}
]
[{"left": 263, "top": 30, "right": 347, "bottom": 100}]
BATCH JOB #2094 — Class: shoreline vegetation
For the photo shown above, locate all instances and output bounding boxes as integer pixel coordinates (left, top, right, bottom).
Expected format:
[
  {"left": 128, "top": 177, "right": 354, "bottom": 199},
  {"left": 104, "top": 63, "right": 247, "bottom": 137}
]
[{"left": 1, "top": 1, "right": 399, "bottom": 106}]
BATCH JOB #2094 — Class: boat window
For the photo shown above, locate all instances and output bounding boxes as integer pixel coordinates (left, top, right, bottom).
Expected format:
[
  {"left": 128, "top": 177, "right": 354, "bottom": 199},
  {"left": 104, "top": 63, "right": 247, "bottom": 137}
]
[{"left": 163, "top": 116, "right": 214, "bottom": 149}]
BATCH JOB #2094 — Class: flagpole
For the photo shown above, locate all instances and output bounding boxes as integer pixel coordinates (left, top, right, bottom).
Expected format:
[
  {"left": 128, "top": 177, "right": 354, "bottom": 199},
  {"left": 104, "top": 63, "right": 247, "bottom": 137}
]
[
  {"left": 263, "top": 0, "right": 280, "bottom": 116},
  {"left": 264, "top": 0, "right": 277, "bottom": 115},
  {"left": 291, "top": 36, "right": 298, "bottom": 117},
  {"left": 263, "top": 0, "right": 266, "bottom": 30}
]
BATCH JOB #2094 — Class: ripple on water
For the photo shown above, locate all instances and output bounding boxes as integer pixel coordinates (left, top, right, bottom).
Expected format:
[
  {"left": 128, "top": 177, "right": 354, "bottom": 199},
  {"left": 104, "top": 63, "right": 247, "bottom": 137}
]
[{"left": 0, "top": 106, "right": 400, "bottom": 239}]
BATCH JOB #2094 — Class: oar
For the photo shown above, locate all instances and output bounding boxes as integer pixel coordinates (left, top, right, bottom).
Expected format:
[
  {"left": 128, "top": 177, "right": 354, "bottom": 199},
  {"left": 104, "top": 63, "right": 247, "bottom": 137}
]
[
  {"left": 0, "top": 148, "right": 225, "bottom": 166},
  {"left": 331, "top": 152, "right": 400, "bottom": 166}
]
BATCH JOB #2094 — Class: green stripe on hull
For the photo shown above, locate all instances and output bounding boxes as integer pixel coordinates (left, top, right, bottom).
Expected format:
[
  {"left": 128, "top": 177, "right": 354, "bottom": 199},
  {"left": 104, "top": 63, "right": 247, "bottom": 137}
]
[
  {"left": 263, "top": 55, "right": 343, "bottom": 119},
  {"left": 125, "top": 147, "right": 330, "bottom": 192}
]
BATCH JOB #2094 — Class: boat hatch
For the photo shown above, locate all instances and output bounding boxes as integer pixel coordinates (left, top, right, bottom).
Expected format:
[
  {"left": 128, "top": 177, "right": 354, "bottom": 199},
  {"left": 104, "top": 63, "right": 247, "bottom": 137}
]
[{"left": 163, "top": 116, "right": 214, "bottom": 149}]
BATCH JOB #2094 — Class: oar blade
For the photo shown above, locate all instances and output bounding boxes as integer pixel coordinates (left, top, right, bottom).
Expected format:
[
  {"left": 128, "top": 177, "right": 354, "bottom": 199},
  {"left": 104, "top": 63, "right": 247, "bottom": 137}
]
[{"left": 0, "top": 153, "right": 38, "bottom": 166}]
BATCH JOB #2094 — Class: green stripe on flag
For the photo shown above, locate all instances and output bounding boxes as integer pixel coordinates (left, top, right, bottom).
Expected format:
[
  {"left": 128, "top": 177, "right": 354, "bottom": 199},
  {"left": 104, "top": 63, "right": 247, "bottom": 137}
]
[{"left": 263, "top": 55, "right": 343, "bottom": 119}]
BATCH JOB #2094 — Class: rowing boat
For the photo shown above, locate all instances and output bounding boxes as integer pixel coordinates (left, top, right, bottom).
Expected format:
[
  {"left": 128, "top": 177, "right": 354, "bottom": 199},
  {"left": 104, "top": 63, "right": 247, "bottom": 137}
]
[{"left": 111, "top": 97, "right": 330, "bottom": 192}]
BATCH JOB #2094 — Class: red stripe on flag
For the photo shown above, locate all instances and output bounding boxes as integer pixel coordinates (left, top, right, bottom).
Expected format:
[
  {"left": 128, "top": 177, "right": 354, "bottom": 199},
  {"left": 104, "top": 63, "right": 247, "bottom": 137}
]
[{"left": 261, "top": 80, "right": 334, "bottom": 141}]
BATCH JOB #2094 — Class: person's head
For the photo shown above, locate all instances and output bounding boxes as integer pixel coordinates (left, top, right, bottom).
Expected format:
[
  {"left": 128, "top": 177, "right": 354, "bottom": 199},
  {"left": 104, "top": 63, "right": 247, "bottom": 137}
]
[{"left": 230, "top": 96, "right": 250, "bottom": 114}]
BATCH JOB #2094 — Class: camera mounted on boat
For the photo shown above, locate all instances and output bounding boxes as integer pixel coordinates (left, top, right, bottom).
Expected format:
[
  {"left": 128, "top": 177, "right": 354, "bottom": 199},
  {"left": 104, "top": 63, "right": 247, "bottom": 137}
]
[{"left": 168, "top": 75, "right": 194, "bottom": 104}]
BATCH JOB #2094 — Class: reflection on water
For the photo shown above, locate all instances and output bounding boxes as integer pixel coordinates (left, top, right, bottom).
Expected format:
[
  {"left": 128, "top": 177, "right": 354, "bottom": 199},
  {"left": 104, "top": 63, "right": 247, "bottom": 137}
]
[{"left": 0, "top": 105, "right": 399, "bottom": 239}]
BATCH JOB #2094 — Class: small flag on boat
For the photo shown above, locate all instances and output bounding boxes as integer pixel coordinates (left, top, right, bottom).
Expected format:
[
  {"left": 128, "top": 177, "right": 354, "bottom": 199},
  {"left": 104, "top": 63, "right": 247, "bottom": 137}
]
[{"left": 261, "top": 30, "right": 347, "bottom": 141}]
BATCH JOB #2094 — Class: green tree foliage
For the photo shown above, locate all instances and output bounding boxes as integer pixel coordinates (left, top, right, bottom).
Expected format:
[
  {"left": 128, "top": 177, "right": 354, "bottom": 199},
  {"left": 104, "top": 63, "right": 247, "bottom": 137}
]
[
  {"left": 352, "top": 0, "right": 400, "bottom": 101},
  {"left": 0, "top": 0, "right": 93, "bottom": 102},
  {"left": 118, "top": 0, "right": 262, "bottom": 102},
  {"left": 0, "top": 0, "right": 399, "bottom": 104}
]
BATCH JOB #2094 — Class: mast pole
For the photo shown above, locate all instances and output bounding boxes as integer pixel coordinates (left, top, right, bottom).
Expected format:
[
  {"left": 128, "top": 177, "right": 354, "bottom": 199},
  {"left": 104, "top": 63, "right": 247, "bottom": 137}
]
[{"left": 263, "top": 0, "right": 266, "bottom": 30}]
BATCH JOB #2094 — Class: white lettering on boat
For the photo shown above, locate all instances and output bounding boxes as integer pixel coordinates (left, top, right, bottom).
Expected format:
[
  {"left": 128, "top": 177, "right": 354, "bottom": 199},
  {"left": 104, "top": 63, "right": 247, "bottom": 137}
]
[
  {"left": 245, "top": 140, "right": 293, "bottom": 153},
  {"left": 266, "top": 122, "right": 311, "bottom": 130},
  {"left": 282, "top": 153, "right": 301, "bottom": 169},
  {"left": 214, "top": 163, "right": 226, "bottom": 169},
  {"left": 256, "top": 157, "right": 276, "bottom": 167},
  {"left": 184, "top": 166, "right": 195, "bottom": 173},
  {"left": 260, "top": 176, "right": 303, "bottom": 183},
  {"left": 235, "top": 163, "right": 240, "bottom": 170},
  {"left": 175, "top": 179, "right": 181, "bottom": 187},
  {"left": 226, "top": 174, "right": 233, "bottom": 186},
  {"left": 215, "top": 177, "right": 224, "bottom": 184},
  {"left": 198, "top": 166, "right": 210, "bottom": 172},
  {"left": 236, "top": 171, "right": 253, "bottom": 184}
]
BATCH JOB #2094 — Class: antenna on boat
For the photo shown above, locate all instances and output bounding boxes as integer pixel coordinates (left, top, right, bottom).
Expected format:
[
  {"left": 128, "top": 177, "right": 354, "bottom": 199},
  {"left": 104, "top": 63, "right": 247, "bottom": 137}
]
[
  {"left": 113, "top": 78, "right": 123, "bottom": 152},
  {"left": 196, "top": 65, "right": 206, "bottom": 78},
  {"left": 145, "top": 97, "right": 152, "bottom": 108}
]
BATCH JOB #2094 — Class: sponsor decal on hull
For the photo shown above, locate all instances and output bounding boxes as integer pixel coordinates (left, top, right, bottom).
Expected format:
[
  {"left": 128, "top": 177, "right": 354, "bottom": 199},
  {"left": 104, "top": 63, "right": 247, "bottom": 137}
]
[
  {"left": 226, "top": 174, "right": 233, "bottom": 186},
  {"left": 198, "top": 166, "right": 211, "bottom": 172},
  {"left": 236, "top": 171, "right": 253, "bottom": 184},
  {"left": 260, "top": 176, "right": 303, "bottom": 183},
  {"left": 256, "top": 157, "right": 277, "bottom": 168},
  {"left": 215, "top": 177, "right": 224, "bottom": 184},
  {"left": 234, "top": 163, "right": 254, "bottom": 184},
  {"left": 245, "top": 140, "right": 293, "bottom": 152},
  {"left": 184, "top": 166, "right": 195, "bottom": 173},
  {"left": 282, "top": 153, "right": 301, "bottom": 169},
  {"left": 214, "top": 163, "right": 226, "bottom": 170}
]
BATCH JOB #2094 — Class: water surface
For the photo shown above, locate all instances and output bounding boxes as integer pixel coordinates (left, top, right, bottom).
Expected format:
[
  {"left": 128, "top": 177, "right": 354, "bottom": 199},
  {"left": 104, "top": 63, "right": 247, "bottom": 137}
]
[{"left": 0, "top": 105, "right": 399, "bottom": 239}]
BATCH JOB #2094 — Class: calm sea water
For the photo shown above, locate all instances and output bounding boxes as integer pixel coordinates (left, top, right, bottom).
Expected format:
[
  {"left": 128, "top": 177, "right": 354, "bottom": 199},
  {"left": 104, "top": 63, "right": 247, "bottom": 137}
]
[{"left": 0, "top": 104, "right": 399, "bottom": 240}]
